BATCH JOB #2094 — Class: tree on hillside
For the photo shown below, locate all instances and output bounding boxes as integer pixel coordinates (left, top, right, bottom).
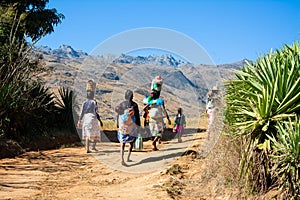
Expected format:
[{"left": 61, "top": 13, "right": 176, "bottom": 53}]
[
  {"left": 0, "top": 0, "right": 79, "bottom": 149},
  {"left": 0, "top": 0, "right": 64, "bottom": 45}
]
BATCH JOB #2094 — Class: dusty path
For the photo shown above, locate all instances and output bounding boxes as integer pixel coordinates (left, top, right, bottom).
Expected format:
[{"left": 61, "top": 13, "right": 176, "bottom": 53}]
[
  {"left": 96, "top": 131, "right": 201, "bottom": 173},
  {"left": 0, "top": 131, "right": 206, "bottom": 200}
]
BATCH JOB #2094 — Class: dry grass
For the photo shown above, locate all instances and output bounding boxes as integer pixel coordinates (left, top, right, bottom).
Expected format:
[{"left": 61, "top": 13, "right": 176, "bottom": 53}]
[
  {"left": 157, "top": 113, "right": 253, "bottom": 199},
  {"left": 164, "top": 133, "right": 250, "bottom": 200},
  {"left": 101, "top": 119, "right": 117, "bottom": 130},
  {"left": 193, "top": 131, "right": 251, "bottom": 199}
]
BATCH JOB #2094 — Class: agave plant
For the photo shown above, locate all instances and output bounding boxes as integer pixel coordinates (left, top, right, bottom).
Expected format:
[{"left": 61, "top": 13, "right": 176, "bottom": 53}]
[
  {"left": 54, "top": 87, "right": 78, "bottom": 133},
  {"left": 0, "top": 80, "right": 56, "bottom": 139},
  {"left": 226, "top": 43, "right": 300, "bottom": 137},
  {"left": 225, "top": 42, "right": 300, "bottom": 192},
  {"left": 268, "top": 116, "right": 300, "bottom": 199}
]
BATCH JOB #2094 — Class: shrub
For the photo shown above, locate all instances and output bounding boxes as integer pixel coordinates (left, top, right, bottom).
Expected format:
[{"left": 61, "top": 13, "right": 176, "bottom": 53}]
[
  {"left": 268, "top": 116, "right": 300, "bottom": 199},
  {"left": 225, "top": 42, "right": 300, "bottom": 194}
]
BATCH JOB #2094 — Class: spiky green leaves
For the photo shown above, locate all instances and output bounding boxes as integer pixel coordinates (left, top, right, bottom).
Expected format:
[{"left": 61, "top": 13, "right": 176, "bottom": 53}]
[
  {"left": 269, "top": 117, "right": 300, "bottom": 199},
  {"left": 225, "top": 42, "right": 300, "bottom": 138},
  {"left": 225, "top": 42, "right": 300, "bottom": 195}
]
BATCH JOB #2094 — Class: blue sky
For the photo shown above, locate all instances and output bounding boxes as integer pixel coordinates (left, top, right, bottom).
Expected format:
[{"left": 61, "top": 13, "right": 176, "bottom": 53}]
[{"left": 37, "top": 0, "right": 300, "bottom": 65}]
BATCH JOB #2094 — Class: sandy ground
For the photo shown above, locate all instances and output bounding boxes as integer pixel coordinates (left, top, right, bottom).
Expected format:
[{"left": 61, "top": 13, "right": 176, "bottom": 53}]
[{"left": 0, "top": 130, "right": 212, "bottom": 200}]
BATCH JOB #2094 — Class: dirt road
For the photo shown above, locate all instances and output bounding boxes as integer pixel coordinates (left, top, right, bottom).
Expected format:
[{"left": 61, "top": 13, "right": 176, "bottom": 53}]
[{"left": 0, "top": 131, "right": 207, "bottom": 200}]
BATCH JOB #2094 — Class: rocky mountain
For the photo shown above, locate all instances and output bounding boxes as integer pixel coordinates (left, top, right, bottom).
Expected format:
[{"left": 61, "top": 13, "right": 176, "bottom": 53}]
[
  {"left": 216, "top": 59, "right": 251, "bottom": 70},
  {"left": 36, "top": 44, "right": 246, "bottom": 120},
  {"left": 113, "top": 54, "right": 190, "bottom": 68},
  {"left": 35, "top": 45, "right": 88, "bottom": 58}
]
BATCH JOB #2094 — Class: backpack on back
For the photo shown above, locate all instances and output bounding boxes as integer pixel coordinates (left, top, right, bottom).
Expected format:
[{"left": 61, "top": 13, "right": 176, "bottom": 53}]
[{"left": 119, "top": 108, "right": 134, "bottom": 125}]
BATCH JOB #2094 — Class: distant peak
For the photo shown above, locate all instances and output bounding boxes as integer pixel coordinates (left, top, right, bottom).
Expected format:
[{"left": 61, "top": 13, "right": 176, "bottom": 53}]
[
  {"left": 216, "top": 59, "right": 252, "bottom": 69},
  {"left": 58, "top": 44, "right": 73, "bottom": 50},
  {"left": 36, "top": 44, "right": 88, "bottom": 58},
  {"left": 112, "top": 54, "right": 189, "bottom": 67}
]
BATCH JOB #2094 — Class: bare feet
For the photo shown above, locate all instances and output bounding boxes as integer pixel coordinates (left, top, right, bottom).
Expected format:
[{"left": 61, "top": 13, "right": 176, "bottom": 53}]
[
  {"left": 152, "top": 145, "right": 159, "bottom": 151},
  {"left": 121, "top": 161, "right": 127, "bottom": 166},
  {"left": 92, "top": 147, "right": 98, "bottom": 151}
]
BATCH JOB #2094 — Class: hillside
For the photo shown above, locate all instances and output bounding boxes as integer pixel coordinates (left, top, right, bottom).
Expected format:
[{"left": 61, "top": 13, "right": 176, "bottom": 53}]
[
  {"left": 36, "top": 45, "right": 246, "bottom": 119},
  {"left": 0, "top": 45, "right": 254, "bottom": 200}
]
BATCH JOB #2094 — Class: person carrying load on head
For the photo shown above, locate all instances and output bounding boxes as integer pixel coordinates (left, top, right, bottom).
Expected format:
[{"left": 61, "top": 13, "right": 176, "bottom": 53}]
[
  {"left": 148, "top": 75, "right": 163, "bottom": 101},
  {"left": 77, "top": 91, "right": 103, "bottom": 153},
  {"left": 86, "top": 79, "right": 96, "bottom": 98},
  {"left": 86, "top": 79, "right": 103, "bottom": 126},
  {"left": 144, "top": 88, "right": 171, "bottom": 151},
  {"left": 115, "top": 90, "right": 140, "bottom": 166},
  {"left": 205, "top": 86, "right": 221, "bottom": 140}
]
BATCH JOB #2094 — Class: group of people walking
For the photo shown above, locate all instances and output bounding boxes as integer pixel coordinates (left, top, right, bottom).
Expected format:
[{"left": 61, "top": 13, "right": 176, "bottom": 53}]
[
  {"left": 77, "top": 75, "right": 186, "bottom": 166},
  {"left": 76, "top": 76, "right": 221, "bottom": 166}
]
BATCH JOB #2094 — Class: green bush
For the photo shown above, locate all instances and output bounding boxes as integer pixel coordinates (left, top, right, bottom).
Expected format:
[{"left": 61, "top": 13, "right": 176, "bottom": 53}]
[
  {"left": 0, "top": 7, "right": 78, "bottom": 153},
  {"left": 54, "top": 87, "right": 79, "bottom": 135},
  {"left": 225, "top": 42, "right": 300, "bottom": 195},
  {"left": 269, "top": 116, "right": 300, "bottom": 199}
]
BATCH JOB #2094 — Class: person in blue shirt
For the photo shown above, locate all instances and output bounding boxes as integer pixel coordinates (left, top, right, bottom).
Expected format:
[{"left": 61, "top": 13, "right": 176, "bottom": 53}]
[{"left": 115, "top": 90, "right": 140, "bottom": 165}]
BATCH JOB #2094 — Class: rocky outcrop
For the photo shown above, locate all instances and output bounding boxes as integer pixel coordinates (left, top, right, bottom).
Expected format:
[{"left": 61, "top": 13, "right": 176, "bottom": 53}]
[
  {"left": 112, "top": 54, "right": 189, "bottom": 68},
  {"left": 35, "top": 45, "right": 88, "bottom": 58}
]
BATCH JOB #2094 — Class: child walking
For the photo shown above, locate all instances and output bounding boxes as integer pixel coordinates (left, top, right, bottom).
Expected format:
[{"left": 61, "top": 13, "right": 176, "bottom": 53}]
[{"left": 173, "top": 108, "right": 186, "bottom": 143}]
